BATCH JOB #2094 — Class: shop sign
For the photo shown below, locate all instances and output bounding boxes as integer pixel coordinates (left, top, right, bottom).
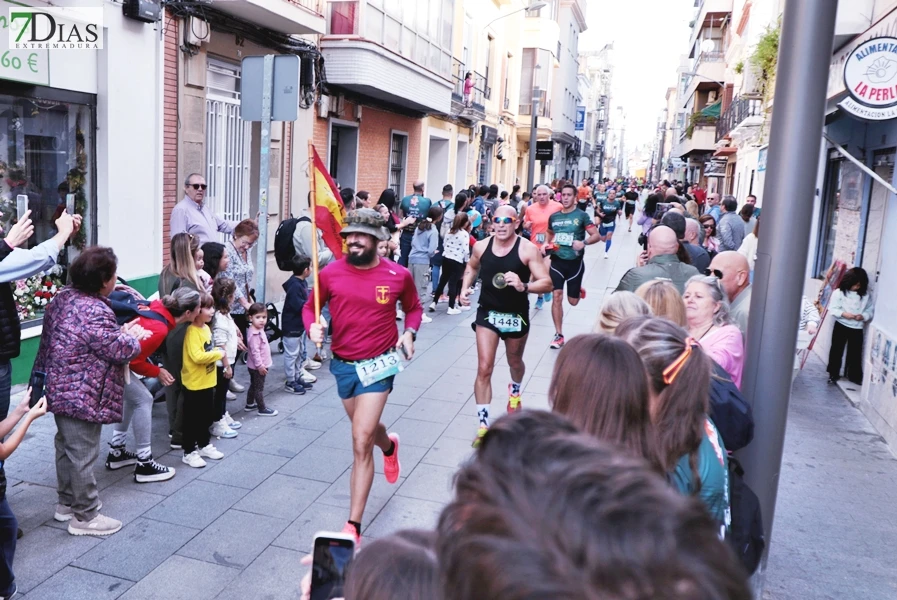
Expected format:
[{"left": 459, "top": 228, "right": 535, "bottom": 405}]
[
  {"left": 0, "top": 5, "right": 48, "bottom": 85},
  {"left": 535, "top": 140, "right": 553, "bottom": 161},
  {"left": 841, "top": 36, "right": 897, "bottom": 120},
  {"left": 6, "top": 6, "right": 102, "bottom": 50},
  {"left": 757, "top": 147, "right": 767, "bottom": 172},
  {"left": 829, "top": 11, "right": 897, "bottom": 100}
]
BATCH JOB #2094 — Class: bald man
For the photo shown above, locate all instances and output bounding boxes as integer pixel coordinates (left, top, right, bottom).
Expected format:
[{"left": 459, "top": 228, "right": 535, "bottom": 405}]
[
  {"left": 709, "top": 251, "right": 752, "bottom": 336},
  {"left": 398, "top": 180, "right": 432, "bottom": 267},
  {"left": 615, "top": 225, "right": 700, "bottom": 293}
]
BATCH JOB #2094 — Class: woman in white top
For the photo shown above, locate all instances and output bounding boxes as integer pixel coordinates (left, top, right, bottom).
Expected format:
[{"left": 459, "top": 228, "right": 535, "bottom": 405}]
[
  {"left": 738, "top": 219, "right": 759, "bottom": 273},
  {"left": 431, "top": 210, "right": 472, "bottom": 315},
  {"left": 827, "top": 267, "right": 873, "bottom": 384}
]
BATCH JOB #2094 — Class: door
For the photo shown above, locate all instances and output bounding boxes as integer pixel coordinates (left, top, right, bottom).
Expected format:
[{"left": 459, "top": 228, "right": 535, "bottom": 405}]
[
  {"left": 862, "top": 150, "right": 895, "bottom": 288},
  {"left": 329, "top": 124, "right": 359, "bottom": 190}
]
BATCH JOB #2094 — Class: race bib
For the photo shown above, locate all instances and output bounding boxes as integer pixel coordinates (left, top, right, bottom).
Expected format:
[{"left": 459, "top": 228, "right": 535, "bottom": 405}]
[
  {"left": 555, "top": 232, "right": 574, "bottom": 246},
  {"left": 355, "top": 351, "right": 404, "bottom": 387},
  {"left": 535, "top": 233, "right": 546, "bottom": 243},
  {"left": 487, "top": 311, "right": 523, "bottom": 333}
]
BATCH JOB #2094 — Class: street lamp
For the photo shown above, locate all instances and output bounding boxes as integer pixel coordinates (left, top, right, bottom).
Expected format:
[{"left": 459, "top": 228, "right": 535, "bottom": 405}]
[{"left": 484, "top": 2, "right": 547, "bottom": 29}]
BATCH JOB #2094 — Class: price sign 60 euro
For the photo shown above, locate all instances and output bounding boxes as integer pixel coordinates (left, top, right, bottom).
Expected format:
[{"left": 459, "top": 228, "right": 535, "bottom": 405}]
[{"left": 0, "top": 15, "right": 49, "bottom": 85}]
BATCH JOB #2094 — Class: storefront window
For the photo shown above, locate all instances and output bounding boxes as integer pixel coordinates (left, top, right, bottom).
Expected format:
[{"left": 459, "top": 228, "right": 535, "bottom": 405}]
[{"left": 0, "top": 92, "right": 95, "bottom": 323}]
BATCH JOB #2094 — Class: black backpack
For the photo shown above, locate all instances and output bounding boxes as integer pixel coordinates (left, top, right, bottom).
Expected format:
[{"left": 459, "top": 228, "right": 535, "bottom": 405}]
[
  {"left": 709, "top": 362, "right": 754, "bottom": 452},
  {"left": 108, "top": 290, "right": 169, "bottom": 326},
  {"left": 274, "top": 216, "right": 309, "bottom": 271},
  {"left": 727, "top": 457, "right": 765, "bottom": 574}
]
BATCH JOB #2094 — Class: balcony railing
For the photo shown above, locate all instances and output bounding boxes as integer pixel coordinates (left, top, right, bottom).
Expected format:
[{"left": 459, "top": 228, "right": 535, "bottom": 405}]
[
  {"left": 288, "top": 0, "right": 324, "bottom": 14},
  {"left": 519, "top": 90, "right": 550, "bottom": 118},
  {"left": 451, "top": 58, "right": 487, "bottom": 113},
  {"left": 716, "top": 95, "right": 763, "bottom": 140},
  {"left": 504, "top": 96, "right": 510, "bottom": 110}
]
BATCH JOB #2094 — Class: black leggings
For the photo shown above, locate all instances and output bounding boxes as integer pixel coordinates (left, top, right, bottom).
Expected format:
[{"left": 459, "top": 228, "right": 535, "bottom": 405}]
[
  {"left": 827, "top": 321, "right": 864, "bottom": 384},
  {"left": 213, "top": 367, "right": 229, "bottom": 421},
  {"left": 181, "top": 387, "right": 214, "bottom": 453},
  {"left": 433, "top": 258, "right": 465, "bottom": 308}
]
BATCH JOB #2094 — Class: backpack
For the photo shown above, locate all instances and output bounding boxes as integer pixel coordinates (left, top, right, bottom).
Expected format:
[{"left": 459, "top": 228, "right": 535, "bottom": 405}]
[
  {"left": 726, "top": 457, "right": 765, "bottom": 574},
  {"left": 108, "top": 290, "right": 169, "bottom": 326},
  {"left": 709, "top": 362, "right": 754, "bottom": 452},
  {"left": 274, "top": 216, "right": 310, "bottom": 271}
]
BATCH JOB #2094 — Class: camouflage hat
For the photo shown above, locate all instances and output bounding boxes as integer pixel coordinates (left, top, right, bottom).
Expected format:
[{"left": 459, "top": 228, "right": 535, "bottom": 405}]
[{"left": 340, "top": 208, "right": 390, "bottom": 241}]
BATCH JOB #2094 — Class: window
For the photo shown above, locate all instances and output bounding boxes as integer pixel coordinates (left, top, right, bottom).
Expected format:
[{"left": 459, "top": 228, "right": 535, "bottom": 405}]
[
  {"left": 0, "top": 86, "right": 96, "bottom": 323},
  {"left": 329, "top": 1, "right": 358, "bottom": 34},
  {"left": 362, "top": 0, "right": 452, "bottom": 78},
  {"left": 485, "top": 35, "right": 495, "bottom": 93},
  {"left": 389, "top": 133, "right": 408, "bottom": 195}
]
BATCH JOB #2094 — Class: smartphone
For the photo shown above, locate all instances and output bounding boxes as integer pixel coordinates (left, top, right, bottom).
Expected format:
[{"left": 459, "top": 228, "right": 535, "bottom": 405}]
[
  {"left": 29, "top": 371, "right": 46, "bottom": 408},
  {"left": 310, "top": 531, "right": 356, "bottom": 600},
  {"left": 66, "top": 193, "right": 75, "bottom": 215},
  {"left": 654, "top": 202, "right": 672, "bottom": 220},
  {"left": 16, "top": 195, "right": 28, "bottom": 221}
]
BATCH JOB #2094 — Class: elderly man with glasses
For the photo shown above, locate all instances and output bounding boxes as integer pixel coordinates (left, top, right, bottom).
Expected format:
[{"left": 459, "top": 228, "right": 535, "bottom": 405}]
[{"left": 170, "top": 173, "right": 239, "bottom": 244}]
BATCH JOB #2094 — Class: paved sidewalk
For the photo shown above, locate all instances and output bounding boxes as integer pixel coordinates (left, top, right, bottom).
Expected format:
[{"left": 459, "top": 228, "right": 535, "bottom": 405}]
[{"left": 5, "top": 224, "right": 896, "bottom": 598}]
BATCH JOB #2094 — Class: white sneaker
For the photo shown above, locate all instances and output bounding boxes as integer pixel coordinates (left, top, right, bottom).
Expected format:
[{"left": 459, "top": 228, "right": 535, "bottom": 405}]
[
  {"left": 199, "top": 444, "right": 224, "bottom": 460},
  {"left": 299, "top": 368, "right": 317, "bottom": 384},
  {"left": 421, "top": 314, "right": 433, "bottom": 324},
  {"left": 396, "top": 309, "right": 405, "bottom": 321},
  {"left": 182, "top": 451, "right": 207, "bottom": 468},
  {"left": 304, "top": 358, "right": 322, "bottom": 370},
  {"left": 226, "top": 390, "right": 237, "bottom": 401},
  {"left": 229, "top": 380, "right": 245, "bottom": 393},
  {"left": 604, "top": 252, "right": 609, "bottom": 259},
  {"left": 210, "top": 418, "right": 237, "bottom": 439},
  {"left": 428, "top": 302, "right": 436, "bottom": 312},
  {"left": 447, "top": 307, "right": 461, "bottom": 315},
  {"left": 224, "top": 411, "right": 242, "bottom": 430},
  {"left": 459, "top": 305, "right": 472, "bottom": 311}
]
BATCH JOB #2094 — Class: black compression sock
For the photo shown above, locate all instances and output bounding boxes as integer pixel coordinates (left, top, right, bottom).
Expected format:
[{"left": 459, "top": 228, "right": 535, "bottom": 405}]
[
  {"left": 348, "top": 520, "right": 361, "bottom": 536},
  {"left": 383, "top": 441, "right": 396, "bottom": 457}
]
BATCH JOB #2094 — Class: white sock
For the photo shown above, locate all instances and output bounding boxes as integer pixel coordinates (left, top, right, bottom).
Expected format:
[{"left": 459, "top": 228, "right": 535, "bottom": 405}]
[
  {"left": 110, "top": 431, "right": 127, "bottom": 447},
  {"left": 510, "top": 381, "right": 522, "bottom": 396},
  {"left": 477, "top": 405, "right": 490, "bottom": 428},
  {"left": 136, "top": 446, "right": 152, "bottom": 461}
]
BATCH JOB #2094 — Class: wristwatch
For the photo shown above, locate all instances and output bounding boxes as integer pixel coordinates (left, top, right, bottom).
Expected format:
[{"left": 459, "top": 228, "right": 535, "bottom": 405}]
[{"left": 404, "top": 328, "right": 417, "bottom": 341}]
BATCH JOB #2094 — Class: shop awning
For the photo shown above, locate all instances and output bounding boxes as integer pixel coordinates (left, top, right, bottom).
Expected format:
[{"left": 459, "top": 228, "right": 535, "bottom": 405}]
[{"left": 700, "top": 101, "right": 722, "bottom": 118}]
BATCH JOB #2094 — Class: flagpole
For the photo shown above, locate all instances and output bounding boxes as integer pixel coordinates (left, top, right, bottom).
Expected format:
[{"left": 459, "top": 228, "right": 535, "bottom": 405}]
[{"left": 307, "top": 141, "right": 322, "bottom": 350}]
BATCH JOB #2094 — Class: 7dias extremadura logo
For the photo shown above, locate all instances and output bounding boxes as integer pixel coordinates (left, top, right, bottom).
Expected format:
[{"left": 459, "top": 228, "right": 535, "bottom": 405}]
[{"left": 7, "top": 7, "right": 102, "bottom": 50}]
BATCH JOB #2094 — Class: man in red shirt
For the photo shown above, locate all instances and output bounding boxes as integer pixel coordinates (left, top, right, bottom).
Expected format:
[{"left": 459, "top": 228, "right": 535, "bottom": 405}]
[
  {"left": 522, "top": 185, "right": 561, "bottom": 310},
  {"left": 304, "top": 209, "right": 422, "bottom": 544}
]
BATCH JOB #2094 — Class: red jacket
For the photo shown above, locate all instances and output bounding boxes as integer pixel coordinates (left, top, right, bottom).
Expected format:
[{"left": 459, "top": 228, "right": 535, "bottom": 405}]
[{"left": 129, "top": 300, "right": 176, "bottom": 378}]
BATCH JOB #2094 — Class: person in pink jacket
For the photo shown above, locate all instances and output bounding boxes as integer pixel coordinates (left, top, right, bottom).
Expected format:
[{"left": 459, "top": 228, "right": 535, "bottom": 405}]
[
  {"left": 245, "top": 302, "right": 277, "bottom": 417},
  {"left": 683, "top": 275, "right": 745, "bottom": 389}
]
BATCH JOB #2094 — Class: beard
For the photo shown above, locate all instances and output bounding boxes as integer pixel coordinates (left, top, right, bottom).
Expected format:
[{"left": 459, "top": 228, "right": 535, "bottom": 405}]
[{"left": 346, "top": 244, "right": 377, "bottom": 266}]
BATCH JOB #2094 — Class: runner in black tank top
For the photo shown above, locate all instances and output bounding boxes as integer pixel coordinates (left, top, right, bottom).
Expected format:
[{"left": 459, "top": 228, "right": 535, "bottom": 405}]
[{"left": 459, "top": 205, "right": 552, "bottom": 447}]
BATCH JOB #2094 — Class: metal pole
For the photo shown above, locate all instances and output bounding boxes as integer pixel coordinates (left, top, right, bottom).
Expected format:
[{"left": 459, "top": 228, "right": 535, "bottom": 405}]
[
  {"left": 527, "top": 64, "right": 541, "bottom": 189},
  {"left": 254, "top": 54, "right": 273, "bottom": 304},
  {"left": 739, "top": 0, "right": 838, "bottom": 590}
]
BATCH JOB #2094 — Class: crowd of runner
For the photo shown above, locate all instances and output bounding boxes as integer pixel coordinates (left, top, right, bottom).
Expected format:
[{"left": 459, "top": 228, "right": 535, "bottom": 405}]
[{"left": 0, "top": 174, "right": 781, "bottom": 598}]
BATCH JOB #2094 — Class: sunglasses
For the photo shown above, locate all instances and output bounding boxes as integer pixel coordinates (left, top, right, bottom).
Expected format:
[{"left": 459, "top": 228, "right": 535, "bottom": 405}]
[
  {"left": 703, "top": 268, "right": 724, "bottom": 279},
  {"left": 492, "top": 216, "right": 516, "bottom": 224},
  {"left": 189, "top": 183, "right": 207, "bottom": 191}
]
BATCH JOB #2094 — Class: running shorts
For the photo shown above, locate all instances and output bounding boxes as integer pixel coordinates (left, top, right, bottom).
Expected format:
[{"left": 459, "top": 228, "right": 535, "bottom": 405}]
[
  {"left": 472, "top": 306, "right": 530, "bottom": 340},
  {"left": 599, "top": 222, "right": 616, "bottom": 236},
  {"left": 549, "top": 255, "right": 585, "bottom": 298},
  {"left": 330, "top": 354, "right": 395, "bottom": 399},
  {"left": 624, "top": 203, "right": 636, "bottom": 217}
]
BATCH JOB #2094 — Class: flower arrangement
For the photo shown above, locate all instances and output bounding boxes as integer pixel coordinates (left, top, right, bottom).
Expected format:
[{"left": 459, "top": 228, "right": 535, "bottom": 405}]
[{"left": 13, "top": 265, "right": 65, "bottom": 321}]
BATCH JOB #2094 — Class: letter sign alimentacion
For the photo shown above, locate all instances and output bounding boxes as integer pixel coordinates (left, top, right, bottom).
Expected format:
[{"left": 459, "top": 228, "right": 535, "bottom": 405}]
[{"left": 842, "top": 36, "right": 897, "bottom": 121}]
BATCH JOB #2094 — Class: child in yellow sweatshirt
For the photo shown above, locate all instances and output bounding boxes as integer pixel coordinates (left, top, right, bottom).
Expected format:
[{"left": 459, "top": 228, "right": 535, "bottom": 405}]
[{"left": 181, "top": 293, "right": 226, "bottom": 468}]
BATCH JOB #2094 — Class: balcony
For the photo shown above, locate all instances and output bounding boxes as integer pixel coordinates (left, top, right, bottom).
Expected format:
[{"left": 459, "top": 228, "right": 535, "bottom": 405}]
[
  {"left": 517, "top": 91, "right": 553, "bottom": 144},
  {"left": 214, "top": 0, "right": 325, "bottom": 34},
  {"left": 716, "top": 94, "right": 763, "bottom": 141},
  {"left": 450, "top": 59, "right": 487, "bottom": 124},
  {"left": 321, "top": 1, "right": 452, "bottom": 115},
  {"left": 682, "top": 51, "right": 725, "bottom": 106},
  {"left": 674, "top": 116, "right": 717, "bottom": 158},
  {"left": 688, "top": 0, "right": 733, "bottom": 50}
]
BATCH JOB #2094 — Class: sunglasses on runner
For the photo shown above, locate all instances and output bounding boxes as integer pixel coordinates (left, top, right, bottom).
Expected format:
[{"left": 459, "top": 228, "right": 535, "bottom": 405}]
[
  {"left": 492, "top": 216, "right": 516, "bottom": 224},
  {"left": 189, "top": 183, "right": 207, "bottom": 190}
]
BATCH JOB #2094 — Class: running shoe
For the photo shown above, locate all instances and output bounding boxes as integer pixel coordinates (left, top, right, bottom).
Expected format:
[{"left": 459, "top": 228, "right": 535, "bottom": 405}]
[
  {"left": 447, "top": 307, "right": 461, "bottom": 315},
  {"left": 428, "top": 302, "right": 436, "bottom": 312},
  {"left": 543, "top": 293, "right": 551, "bottom": 304},
  {"left": 604, "top": 252, "right": 609, "bottom": 259},
  {"left": 550, "top": 333, "right": 565, "bottom": 349},
  {"left": 224, "top": 412, "right": 242, "bottom": 430},
  {"left": 304, "top": 358, "right": 322, "bottom": 370},
  {"left": 472, "top": 425, "right": 489, "bottom": 448},
  {"left": 300, "top": 368, "right": 318, "bottom": 383},
  {"left": 535, "top": 296, "right": 544, "bottom": 310},
  {"left": 507, "top": 385, "right": 523, "bottom": 413},
  {"left": 382, "top": 433, "right": 401, "bottom": 484},
  {"left": 580, "top": 288, "right": 587, "bottom": 299},
  {"left": 342, "top": 521, "right": 362, "bottom": 545},
  {"left": 459, "top": 305, "right": 471, "bottom": 311},
  {"left": 421, "top": 314, "right": 433, "bottom": 324}
]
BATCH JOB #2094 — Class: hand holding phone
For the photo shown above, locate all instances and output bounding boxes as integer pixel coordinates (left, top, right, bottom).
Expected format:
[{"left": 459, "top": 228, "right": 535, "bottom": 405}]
[
  {"left": 29, "top": 371, "right": 46, "bottom": 409},
  {"left": 16, "top": 195, "right": 28, "bottom": 221},
  {"left": 310, "top": 531, "right": 355, "bottom": 600}
]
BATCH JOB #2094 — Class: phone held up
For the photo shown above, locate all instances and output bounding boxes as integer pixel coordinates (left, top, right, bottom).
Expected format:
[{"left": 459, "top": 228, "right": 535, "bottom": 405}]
[
  {"left": 310, "top": 531, "right": 355, "bottom": 600},
  {"left": 16, "top": 195, "right": 28, "bottom": 222},
  {"left": 29, "top": 371, "right": 46, "bottom": 409}
]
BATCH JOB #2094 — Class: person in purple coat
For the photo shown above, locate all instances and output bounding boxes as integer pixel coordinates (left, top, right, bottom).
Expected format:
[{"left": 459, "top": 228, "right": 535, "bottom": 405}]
[{"left": 34, "top": 247, "right": 146, "bottom": 537}]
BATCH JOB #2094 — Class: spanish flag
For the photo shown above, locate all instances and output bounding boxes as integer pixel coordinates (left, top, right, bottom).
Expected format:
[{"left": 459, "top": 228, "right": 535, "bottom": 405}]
[{"left": 310, "top": 145, "right": 345, "bottom": 258}]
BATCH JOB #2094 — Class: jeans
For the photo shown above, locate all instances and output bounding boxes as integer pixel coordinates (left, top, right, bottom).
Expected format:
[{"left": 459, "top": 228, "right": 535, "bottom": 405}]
[
  {"left": 399, "top": 233, "right": 413, "bottom": 267},
  {"left": 112, "top": 372, "right": 153, "bottom": 452},
  {"left": 54, "top": 415, "right": 102, "bottom": 522},
  {"left": 430, "top": 264, "right": 441, "bottom": 295},
  {"left": 181, "top": 387, "right": 214, "bottom": 454},
  {"left": 283, "top": 336, "right": 307, "bottom": 383},
  {"left": 0, "top": 497, "right": 16, "bottom": 596},
  {"left": 0, "top": 361, "right": 10, "bottom": 420},
  {"left": 247, "top": 369, "right": 268, "bottom": 411}
]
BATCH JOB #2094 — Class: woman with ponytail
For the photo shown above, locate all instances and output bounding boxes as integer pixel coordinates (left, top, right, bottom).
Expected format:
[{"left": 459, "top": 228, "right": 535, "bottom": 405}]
[{"left": 616, "top": 316, "right": 730, "bottom": 536}]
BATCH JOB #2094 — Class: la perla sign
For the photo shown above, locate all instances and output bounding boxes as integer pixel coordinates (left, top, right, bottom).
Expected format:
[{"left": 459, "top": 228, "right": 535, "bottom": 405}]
[{"left": 841, "top": 36, "right": 897, "bottom": 120}]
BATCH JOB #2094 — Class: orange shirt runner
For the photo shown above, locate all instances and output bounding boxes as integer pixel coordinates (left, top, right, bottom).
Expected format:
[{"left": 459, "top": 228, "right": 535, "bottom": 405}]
[{"left": 526, "top": 201, "right": 563, "bottom": 248}]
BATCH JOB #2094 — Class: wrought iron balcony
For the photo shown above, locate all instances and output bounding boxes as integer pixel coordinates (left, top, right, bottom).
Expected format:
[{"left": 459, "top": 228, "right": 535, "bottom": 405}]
[
  {"left": 450, "top": 58, "right": 487, "bottom": 123},
  {"left": 716, "top": 94, "right": 763, "bottom": 140}
]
